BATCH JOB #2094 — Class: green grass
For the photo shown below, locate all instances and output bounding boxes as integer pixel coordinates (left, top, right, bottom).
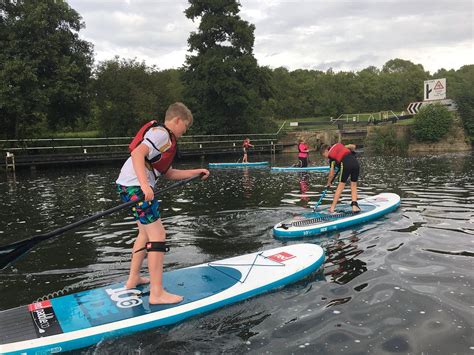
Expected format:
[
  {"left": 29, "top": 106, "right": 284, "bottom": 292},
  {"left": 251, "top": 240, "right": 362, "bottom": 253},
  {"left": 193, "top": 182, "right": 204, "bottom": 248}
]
[
  {"left": 50, "top": 130, "right": 101, "bottom": 138},
  {"left": 395, "top": 118, "right": 415, "bottom": 126}
]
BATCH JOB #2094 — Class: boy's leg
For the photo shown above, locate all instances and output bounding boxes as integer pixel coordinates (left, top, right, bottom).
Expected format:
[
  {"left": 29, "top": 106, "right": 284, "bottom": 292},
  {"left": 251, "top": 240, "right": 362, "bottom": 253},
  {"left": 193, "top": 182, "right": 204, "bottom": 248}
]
[
  {"left": 330, "top": 182, "right": 345, "bottom": 212},
  {"left": 350, "top": 181, "right": 360, "bottom": 212},
  {"left": 144, "top": 220, "right": 183, "bottom": 304},
  {"left": 126, "top": 223, "right": 150, "bottom": 289}
]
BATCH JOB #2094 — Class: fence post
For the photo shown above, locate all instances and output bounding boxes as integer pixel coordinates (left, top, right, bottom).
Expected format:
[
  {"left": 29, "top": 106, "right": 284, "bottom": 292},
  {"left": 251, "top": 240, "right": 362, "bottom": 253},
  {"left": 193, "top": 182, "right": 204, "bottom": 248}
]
[{"left": 5, "top": 152, "right": 15, "bottom": 172}]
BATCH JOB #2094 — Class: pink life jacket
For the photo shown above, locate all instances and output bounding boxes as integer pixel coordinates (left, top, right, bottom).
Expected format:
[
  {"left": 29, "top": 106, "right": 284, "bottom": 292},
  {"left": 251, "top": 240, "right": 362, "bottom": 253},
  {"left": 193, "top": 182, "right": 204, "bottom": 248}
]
[{"left": 298, "top": 143, "right": 309, "bottom": 158}]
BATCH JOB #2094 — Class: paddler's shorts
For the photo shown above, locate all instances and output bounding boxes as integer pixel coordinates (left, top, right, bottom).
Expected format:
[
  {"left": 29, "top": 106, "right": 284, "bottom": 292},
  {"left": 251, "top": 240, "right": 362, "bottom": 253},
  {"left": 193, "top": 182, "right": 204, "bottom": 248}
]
[
  {"left": 338, "top": 154, "right": 360, "bottom": 183},
  {"left": 116, "top": 184, "right": 160, "bottom": 224}
]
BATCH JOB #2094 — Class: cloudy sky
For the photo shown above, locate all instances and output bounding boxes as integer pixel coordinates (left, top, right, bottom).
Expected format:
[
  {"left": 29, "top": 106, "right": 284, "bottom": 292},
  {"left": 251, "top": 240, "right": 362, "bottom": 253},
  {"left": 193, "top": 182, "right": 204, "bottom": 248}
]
[{"left": 68, "top": 0, "right": 473, "bottom": 74}]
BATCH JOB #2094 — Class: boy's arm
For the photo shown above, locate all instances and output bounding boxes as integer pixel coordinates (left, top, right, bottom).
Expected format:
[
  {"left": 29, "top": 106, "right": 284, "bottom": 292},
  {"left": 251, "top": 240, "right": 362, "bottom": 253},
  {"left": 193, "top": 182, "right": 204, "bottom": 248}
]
[
  {"left": 345, "top": 144, "right": 356, "bottom": 151},
  {"left": 164, "top": 167, "right": 210, "bottom": 181},
  {"left": 131, "top": 143, "right": 154, "bottom": 200},
  {"left": 326, "top": 161, "right": 336, "bottom": 187}
]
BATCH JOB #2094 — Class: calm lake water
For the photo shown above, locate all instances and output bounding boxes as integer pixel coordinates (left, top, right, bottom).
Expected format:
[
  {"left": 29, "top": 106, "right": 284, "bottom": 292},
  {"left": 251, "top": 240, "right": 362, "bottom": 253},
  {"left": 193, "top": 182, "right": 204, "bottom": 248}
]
[{"left": 0, "top": 152, "right": 473, "bottom": 354}]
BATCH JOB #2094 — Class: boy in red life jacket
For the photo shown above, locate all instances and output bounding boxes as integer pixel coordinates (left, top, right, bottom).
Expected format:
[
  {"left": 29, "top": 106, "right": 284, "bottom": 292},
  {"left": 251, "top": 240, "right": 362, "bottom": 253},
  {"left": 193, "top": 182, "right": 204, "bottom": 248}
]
[
  {"left": 297, "top": 138, "right": 310, "bottom": 167},
  {"left": 320, "top": 143, "right": 361, "bottom": 213},
  {"left": 116, "top": 102, "right": 209, "bottom": 305},
  {"left": 242, "top": 137, "right": 254, "bottom": 163}
]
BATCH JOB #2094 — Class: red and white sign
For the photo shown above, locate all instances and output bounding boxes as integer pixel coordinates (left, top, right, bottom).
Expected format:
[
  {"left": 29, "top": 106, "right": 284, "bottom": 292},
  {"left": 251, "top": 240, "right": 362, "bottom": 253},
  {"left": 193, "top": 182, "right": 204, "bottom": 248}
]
[
  {"left": 424, "top": 78, "right": 446, "bottom": 101},
  {"left": 268, "top": 252, "right": 296, "bottom": 262}
]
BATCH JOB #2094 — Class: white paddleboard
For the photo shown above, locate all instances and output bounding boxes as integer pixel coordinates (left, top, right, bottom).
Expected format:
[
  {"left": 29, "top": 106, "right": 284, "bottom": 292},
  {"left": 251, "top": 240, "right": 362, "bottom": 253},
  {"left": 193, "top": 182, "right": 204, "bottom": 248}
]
[
  {"left": 0, "top": 244, "right": 324, "bottom": 354},
  {"left": 273, "top": 193, "right": 400, "bottom": 238}
]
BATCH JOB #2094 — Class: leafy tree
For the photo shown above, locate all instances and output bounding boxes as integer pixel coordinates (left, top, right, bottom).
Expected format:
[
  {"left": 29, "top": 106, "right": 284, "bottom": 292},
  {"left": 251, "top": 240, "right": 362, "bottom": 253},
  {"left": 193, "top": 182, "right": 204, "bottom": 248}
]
[
  {"left": 182, "top": 0, "right": 268, "bottom": 134},
  {"left": 414, "top": 104, "right": 453, "bottom": 142},
  {"left": 93, "top": 57, "right": 177, "bottom": 136},
  {"left": 0, "top": 0, "right": 93, "bottom": 138},
  {"left": 435, "top": 65, "right": 474, "bottom": 139}
]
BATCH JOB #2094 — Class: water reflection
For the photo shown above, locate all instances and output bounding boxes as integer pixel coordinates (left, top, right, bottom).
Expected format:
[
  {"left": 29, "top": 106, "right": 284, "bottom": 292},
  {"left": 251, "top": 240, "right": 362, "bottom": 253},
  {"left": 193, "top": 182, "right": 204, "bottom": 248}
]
[
  {"left": 0, "top": 152, "right": 473, "bottom": 354},
  {"left": 323, "top": 235, "right": 367, "bottom": 285},
  {"left": 298, "top": 172, "right": 310, "bottom": 207}
]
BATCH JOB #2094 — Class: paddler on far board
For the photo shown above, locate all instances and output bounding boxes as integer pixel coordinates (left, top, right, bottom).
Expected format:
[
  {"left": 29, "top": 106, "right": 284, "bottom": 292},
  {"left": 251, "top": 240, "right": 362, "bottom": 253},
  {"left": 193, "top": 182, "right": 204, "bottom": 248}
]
[{"left": 320, "top": 143, "right": 361, "bottom": 213}]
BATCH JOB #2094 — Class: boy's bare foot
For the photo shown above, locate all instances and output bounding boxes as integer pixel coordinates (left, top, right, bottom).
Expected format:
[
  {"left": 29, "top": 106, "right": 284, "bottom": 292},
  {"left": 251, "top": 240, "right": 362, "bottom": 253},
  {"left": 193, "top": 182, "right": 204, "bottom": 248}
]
[
  {"left": 125, "top": 276, "right": 150, "bottom": 289},
  {"left": 149, "top": 290, "right": 183, "bottom": 305},
  {"left": 352, "top": 206, "right": 361, "bottom": 213}
]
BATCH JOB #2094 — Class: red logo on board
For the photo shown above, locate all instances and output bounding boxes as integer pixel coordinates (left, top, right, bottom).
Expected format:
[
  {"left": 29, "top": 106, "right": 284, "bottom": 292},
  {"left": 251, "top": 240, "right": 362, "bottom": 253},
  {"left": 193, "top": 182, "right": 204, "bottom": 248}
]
[
  {"left": 268, "top": 252, "right": 296, "bottom": 262},
  {"left": 28, "top": 300, "right": 52, "bottom": 312}
]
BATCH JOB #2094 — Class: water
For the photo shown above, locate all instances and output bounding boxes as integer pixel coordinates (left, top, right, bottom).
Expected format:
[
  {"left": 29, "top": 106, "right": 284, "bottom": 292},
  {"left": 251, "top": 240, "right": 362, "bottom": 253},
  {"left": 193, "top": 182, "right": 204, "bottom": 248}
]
[{"left": 0, "top": 152, "right": 473, "bottom": 354}]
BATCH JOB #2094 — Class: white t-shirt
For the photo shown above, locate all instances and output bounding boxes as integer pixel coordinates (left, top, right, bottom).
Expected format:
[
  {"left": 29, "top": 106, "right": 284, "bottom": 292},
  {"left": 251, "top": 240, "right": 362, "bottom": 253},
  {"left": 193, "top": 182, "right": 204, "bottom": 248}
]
[{"left": 116, "top": 126, "right": 172, "bottom": 187}]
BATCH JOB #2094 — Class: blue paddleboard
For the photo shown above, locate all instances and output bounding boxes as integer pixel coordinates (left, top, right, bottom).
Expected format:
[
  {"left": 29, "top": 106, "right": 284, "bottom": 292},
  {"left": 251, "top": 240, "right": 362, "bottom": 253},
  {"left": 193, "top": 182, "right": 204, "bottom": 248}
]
[
  {"left": 271, "top": 166, "right": 330, "bottom": 172},
  {"left": 208, "top": 162, "right": 269, "bottom": 168},
  {"left": 0, "top": 244, "right": 324, "bottom": 354},
  {"left": 273, "top": 193, "right": 400, "bottom": 238}
]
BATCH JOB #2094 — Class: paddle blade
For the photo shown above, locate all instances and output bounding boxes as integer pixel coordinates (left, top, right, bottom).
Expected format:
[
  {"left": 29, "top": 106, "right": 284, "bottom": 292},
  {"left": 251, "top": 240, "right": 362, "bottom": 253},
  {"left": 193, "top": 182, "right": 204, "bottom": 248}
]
[{"left": 0, "top": 237, "right": 44, "bottom": 270}]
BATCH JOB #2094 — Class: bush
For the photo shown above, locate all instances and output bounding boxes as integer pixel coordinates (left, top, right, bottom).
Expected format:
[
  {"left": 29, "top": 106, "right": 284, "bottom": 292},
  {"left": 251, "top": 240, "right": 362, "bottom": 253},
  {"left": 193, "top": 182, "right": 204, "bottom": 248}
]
[
  {"left": 364, "top": 126, "right": 408, "bottom": 155},
  {"left": 413, "top": 104, "right": 453, "bottom": 142}
]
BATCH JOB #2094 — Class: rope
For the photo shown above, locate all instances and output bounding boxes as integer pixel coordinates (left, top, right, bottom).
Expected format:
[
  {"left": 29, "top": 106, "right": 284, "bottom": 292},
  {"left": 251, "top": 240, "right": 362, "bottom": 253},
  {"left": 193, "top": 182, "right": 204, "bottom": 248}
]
[{"left": 208, "top": 252, "right": 286, "bottom": 284}]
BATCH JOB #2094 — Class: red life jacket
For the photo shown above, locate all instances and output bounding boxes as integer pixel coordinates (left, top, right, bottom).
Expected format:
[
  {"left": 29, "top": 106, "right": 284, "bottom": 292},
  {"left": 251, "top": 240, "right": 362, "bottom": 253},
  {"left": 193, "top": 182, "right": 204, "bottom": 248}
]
[
  {"left": 328, "top": 143, "right": 351, "bottom": 163},
  {"left": 129, "top": 120, "right": 177, "bottom": 175}
]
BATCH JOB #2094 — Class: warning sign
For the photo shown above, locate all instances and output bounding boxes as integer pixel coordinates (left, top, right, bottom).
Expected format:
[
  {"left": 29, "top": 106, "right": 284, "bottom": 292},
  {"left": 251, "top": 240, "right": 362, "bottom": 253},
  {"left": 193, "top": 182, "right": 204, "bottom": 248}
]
[
  {"left": 424, "top": 78, "right": 446, "bottom": 101},
  {"left": 433, "top": 81, "right": 444, "bottom": 90}
]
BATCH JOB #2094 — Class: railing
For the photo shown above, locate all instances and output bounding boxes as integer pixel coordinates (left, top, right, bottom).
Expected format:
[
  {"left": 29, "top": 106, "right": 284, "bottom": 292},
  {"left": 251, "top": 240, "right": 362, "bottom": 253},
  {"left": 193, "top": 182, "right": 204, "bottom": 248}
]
[{"left": 0, "top": 128, "right": 286, "bottom": 168}]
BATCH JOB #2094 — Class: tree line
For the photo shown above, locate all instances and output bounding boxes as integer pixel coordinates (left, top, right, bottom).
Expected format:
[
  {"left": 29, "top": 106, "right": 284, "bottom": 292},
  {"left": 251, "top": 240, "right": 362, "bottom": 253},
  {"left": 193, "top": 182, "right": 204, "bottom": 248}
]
[{"left": 1, "top": 0, "right": 473, "bottom": 139}]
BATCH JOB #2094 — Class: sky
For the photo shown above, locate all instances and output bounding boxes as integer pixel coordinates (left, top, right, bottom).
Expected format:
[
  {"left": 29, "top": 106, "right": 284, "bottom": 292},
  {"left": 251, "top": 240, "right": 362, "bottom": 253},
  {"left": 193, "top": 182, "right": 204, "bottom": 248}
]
[{"left": 68, "top": 0, "right": 473, "bottom": 74}]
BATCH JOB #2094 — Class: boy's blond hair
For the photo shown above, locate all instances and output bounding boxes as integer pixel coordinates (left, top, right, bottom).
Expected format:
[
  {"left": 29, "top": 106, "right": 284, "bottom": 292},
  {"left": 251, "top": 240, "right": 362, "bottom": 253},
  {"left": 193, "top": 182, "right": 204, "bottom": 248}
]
[{"left": 165, "top": 102, "right": 193, "bottom": 127}]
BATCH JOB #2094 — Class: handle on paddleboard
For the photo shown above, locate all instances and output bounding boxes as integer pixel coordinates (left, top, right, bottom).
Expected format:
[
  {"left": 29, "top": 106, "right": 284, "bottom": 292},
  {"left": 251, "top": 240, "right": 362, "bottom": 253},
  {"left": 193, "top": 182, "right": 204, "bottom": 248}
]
[{"left": 0, "top": 173, "right": 205, "bottom": 270}]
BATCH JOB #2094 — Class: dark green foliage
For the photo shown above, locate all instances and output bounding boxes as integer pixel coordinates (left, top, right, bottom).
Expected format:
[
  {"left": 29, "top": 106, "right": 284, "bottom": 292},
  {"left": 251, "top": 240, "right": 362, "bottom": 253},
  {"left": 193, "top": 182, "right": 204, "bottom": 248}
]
[
  {"left": 93, "top": 58, "right": 184, "bottom": 136},
  {"left": 434, "top": 65, "right": 474, "bottom": 139},
  {"left": 364, "top": 126, "right": 408, "bottom": 155},
  {"left": 413, "top": 104, "right": 453, "bottom": 142},
  {"left": 0, "top": 0, "right": 93, "bottom": 138},
  {"left": 182, "top": 0, "right": 268, "bottom": 134}
]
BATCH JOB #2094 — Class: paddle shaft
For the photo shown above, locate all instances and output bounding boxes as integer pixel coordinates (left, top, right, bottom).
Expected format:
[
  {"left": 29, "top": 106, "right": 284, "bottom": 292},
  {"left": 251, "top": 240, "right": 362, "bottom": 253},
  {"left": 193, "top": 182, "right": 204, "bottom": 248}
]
[{"left": 0, "top": 174, "right": 203, "bottom": 268}]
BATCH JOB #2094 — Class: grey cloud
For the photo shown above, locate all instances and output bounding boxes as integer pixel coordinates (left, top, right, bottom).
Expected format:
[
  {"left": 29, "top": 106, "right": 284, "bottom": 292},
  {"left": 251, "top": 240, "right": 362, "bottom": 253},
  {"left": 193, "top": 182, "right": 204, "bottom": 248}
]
[{"left": 68, "top": 0, "right": 473, "bottom": 72}]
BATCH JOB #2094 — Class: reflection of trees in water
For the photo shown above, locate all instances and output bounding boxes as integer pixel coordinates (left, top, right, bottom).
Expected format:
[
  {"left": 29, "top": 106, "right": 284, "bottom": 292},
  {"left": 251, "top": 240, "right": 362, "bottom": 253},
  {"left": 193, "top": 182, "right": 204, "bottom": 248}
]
[
  {"left": 242, "top": 168, "right": 253, "bottom": 199},
  {"left": 323, "top": 235, "right": 367, "bottom": 285},
  {"left": 298, "top": 172, "right": 310, "bottom": 207},
  {"left": 190, "top": 213, "right": 264, "bottom": 257}
]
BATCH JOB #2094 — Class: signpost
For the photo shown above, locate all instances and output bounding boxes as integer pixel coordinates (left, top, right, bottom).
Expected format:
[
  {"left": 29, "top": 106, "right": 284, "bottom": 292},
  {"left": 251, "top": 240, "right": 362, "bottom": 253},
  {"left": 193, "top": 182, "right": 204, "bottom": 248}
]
[{"left": 424, "top": 78, "right": 446, "bottom": 101}]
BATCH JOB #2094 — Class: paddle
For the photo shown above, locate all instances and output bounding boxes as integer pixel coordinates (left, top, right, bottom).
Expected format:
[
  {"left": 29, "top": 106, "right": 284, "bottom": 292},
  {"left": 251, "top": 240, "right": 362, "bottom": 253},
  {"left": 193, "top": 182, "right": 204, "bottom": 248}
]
[
  {"left": 313, "top": 186, "right": 330, "bottom": 210},
  {"left": 0, "top": 174, "right": 204, "bottom": 270}
]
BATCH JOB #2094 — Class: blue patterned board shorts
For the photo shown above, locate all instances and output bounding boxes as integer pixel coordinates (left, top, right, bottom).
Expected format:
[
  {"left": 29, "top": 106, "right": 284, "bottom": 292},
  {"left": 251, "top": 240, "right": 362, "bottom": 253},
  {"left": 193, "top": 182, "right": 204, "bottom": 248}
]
[{"left": 117, "top": 184, "right": 160, "bottom": 225}]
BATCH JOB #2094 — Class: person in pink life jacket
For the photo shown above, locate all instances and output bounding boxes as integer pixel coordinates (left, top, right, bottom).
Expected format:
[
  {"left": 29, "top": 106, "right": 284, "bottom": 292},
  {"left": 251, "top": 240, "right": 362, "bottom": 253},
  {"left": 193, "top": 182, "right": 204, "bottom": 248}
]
[
  {"left": 242, "top": 137, "right": 254, "bottom": 163},
  {"left": 320, "top": 142, "right": 361, "bottom": 213},
  {"left": 116, "top": 102, "right": 209, "bottom": 305},
  {"left": 297, "top": 138, "right": 310, "bottom": 167}
]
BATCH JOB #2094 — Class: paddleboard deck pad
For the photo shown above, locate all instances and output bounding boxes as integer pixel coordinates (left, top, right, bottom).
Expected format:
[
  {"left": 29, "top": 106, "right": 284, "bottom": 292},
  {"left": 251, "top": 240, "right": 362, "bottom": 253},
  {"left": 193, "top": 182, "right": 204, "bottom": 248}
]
[
  {"left": 0, "top": 244, "right": 324, "bottom": 354},
  {"left": 271, "top": 166, "right": 330, "bottom": 172},
  {"left": 273, "top": 193, "right": 400, "bottom": 238},
  {"left": 208, "top": 162, "right": 269, "bottom": 168}
]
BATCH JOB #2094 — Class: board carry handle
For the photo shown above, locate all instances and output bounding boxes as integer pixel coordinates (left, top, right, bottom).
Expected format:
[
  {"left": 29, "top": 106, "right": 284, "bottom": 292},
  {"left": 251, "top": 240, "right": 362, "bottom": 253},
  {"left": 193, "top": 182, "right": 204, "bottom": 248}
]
[{"left": 0, "top": 173, "right": 205, "bottom": 270}]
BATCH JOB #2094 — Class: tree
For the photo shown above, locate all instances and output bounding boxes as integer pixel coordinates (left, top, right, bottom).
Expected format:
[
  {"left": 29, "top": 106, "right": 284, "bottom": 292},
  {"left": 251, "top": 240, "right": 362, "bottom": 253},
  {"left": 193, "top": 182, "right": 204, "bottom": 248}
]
[
  {"left": 0, "top": 0, "right": 93, "bottom": 138},
  {"left": 93, "top": 58, "right": 173, "bottom": 136},
  {"left": 414, "top": 104, "right": 453, "bottom": 142},
  {"left": 182, "top": 0, "right": 267, "bottom": 134}
]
